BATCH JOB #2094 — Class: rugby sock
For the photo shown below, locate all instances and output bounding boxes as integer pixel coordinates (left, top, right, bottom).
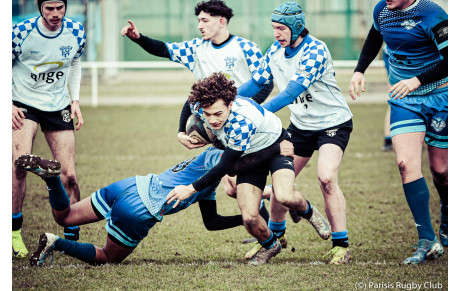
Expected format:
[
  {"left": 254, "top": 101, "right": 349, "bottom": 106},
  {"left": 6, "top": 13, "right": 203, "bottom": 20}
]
[
  {"left": 332, "top": 230, "right": 349, "bottom": 248},
  {"left": 298, "top": 200, "right": 313, "bottom": 220},
  {"left": 259, "top": 200, "right": 270, "bottom": 223},
  {"left": 259, "top": 231, "right": 277, "bottom": 250},
  {"left": 384, "top": 136, "right": 392, "bottom": 146},
  {"left": 268, "top": 219, "right": 286, "bottom": 238},
  {"left": 403, "top": 178, "right": 436, "bottom": 241},
  {"left": 433, "top": 180, "right": 448, "bottom": 226},
  {"left": 12, "top": 212, "right": 23, "bottom": 231},
  {"left": 54, "top": 236, "right": 96, "bottom": 264},
  {"left": 64, "top": 226, "right": 80, "bottom": 241},
  {"left": 44, "top": 177, "right": 70, "bottom": 211}
]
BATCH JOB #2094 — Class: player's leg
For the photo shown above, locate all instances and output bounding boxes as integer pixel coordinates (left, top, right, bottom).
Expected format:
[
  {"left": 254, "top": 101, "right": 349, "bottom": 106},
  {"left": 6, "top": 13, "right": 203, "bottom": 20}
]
[
  {"left": 44, "top": 128, "right": 81, "bottom": 241},
  {"left": 427, "top": 146, "right": 448, "bottom": 247},
  {"left": 425, "top": 107, "right": 448, "bottom": 247},
  {"left": 12, "top": 119, "right": 39, "bottom": 258},
  {"left": 236, "top": 170, "right": 281, "bottom": 265},
  {"left": 317, "top": 143, "right": 350, "bottom": 264}
]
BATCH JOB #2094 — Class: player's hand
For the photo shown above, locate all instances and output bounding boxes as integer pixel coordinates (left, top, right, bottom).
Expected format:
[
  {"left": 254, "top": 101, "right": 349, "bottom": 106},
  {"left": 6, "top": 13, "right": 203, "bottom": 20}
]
[
  {"left": 177, "top": 132, "right": 206, "bottom": 149},
  {"left": 166, "top": 184, "right": 196, "bottom": 208},
  {"left": 348, "top": 72, "right": 366, "bottom": 100},
  {"left": 71, "top": 100, "right": 84, "bottom": 131},
  {"left": 279, "top": 140, "right": 294, "bottom": 158},
  {"left": 389, "top": 77, "right": 421, "bottom": 99},
  {"left": 12, "top": 104, "right": 25, "bottom": 130},
  {"left": 120, "top": 20, "right": 140, "bottom": 40}
]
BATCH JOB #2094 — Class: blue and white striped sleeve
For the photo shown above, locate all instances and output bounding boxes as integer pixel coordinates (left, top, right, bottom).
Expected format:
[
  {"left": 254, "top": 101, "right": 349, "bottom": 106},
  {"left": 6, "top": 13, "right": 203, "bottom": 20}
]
[{"left": 292, "top": 41, "right": 328, "bottom": 89}]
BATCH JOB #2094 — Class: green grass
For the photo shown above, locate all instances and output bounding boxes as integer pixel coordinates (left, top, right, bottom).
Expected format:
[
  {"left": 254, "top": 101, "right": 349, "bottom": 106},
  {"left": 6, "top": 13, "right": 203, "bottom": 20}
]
[{"left": 12, "top": 104, "right": 448, "bottom": 290}]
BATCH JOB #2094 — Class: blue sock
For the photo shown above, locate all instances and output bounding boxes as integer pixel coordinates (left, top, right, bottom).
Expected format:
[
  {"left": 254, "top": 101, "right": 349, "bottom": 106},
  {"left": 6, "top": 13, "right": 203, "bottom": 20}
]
[
  {"left": 54, "top": 237, "right": 96, "bottom": 264},
  {"left": 259, "top": 231, "right": 276, "bottom": 249},
  {"left": 44, "top": 177, "right": 70, "bottom": 211},
  {"left": 12, "top": 212, "right": 23, "bottom": 231},
  {"left": 403, "top": 178, "right": 435, "bottom": 241},
  {"left": 298, "top": 200, "right": 312, "bottom": 220},
  {"left": 268, "top": 220, "right": 286, "bottom": 238},
  {"left": 433, "top": 180, "right": 448, "bottom": 225},
  {"left": 332, "top": 230, "right": 349, "bottom": 248}
]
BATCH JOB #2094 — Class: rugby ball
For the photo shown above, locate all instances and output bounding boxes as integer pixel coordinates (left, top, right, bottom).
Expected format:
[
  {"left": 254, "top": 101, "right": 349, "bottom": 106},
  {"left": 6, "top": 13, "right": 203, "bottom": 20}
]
[{"left": 186, "top": 115, "right": 215, "bottom": 145}]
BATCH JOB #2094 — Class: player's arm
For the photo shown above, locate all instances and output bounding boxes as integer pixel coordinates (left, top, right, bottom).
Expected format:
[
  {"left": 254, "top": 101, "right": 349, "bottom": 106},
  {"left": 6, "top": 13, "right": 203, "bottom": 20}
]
[
  {"left": 166, "top": 148, "right": 244, "bottom": 208},
  {"left": 177, "top": 100, "right": 205, "bottom": 148},
  {"left": 121, "top": 20, "right": 170, "bottom": 58},
  {"left": 349, "top": 26, "right": 383, "bottom": 99},
  {"left": 68, "top": 57, "right": 84, "bottom": 130},
  {"left": 198, "top": 199, "right": 243, "bottom": 230},
  {"left": 262, "top": 81, "right": 305, "bottom": 113}
]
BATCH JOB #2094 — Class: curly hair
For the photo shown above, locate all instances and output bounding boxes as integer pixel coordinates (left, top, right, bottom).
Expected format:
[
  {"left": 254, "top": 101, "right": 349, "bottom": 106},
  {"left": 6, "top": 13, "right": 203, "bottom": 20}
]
[
  {"left": 195, "top": 0, "right": 234, "bottom": 23},
  {"left": 188, "top": 73, "right": 237, "bottom": 108}
]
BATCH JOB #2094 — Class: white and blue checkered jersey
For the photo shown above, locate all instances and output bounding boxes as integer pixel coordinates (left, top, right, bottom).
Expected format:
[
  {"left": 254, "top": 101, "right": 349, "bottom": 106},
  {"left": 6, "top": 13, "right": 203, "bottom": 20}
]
[
  {"left": 252, "top": 35, "right": 352, "bottom": 131},
  {"left": 12, "top": 17, "right": 86, "bottom": 112},
  {"left": 191, "top": 97, "right": 282, "bottom": 154},
  {"left": 166, "top": 35, "right": 263, "bottom": 87},
  {"left": 136, "top": 147, "right": 222, "bottom": 221},
  {"left": 373, "top": 0, "right": 448, "bottom": 95}
]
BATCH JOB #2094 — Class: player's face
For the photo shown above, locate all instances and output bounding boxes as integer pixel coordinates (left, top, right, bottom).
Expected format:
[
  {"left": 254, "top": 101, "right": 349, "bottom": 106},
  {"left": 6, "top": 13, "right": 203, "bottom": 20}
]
[
  {"left": 197, "top": 11, "right": 222, "bottom": 41},
  {"left": 41, "top": 2, "right": 65, "bottom": 31},
  {"left": 385, "top": 0, "right": 415, "bottom": 11},
  {"left": 202, "top": 99, "right": 232, "bottom": 130},
  {"left": 272, "top": 22, "right": 291, "bottom": 48}
]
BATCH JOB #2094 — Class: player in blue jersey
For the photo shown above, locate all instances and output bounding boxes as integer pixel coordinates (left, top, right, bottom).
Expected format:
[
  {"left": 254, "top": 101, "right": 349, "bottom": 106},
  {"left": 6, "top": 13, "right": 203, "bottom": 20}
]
[
  {"left": 170, "top": 73, "right": 331, "bottom": 265},
  {"left": 237, "top": 1, "right": 353, "bottom": 265},
  {"left": 12, "top": 0, "right": 86, "bottom": 259},
  {"left": 120, "top": 0, "right": 273, "bottom": 106},
  {"left": 18, "top": 141, "right": 295, "bottom": 266},
  {"left": 349, "top": 0, "right": 447, "bottom": 264}
]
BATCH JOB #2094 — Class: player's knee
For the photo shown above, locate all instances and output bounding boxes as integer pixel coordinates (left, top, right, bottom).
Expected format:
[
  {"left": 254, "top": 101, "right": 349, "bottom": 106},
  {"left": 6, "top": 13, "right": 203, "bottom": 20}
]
[
  {"left": 398, "top": 161, "right": 408, "bottom": 183},
  {"left": 431, "top": 167, "right": 448, "bottom": 186},
  {"left": 63, "top": 173, "right": 78, "bottom": 189},
  {"left": 273, "top": 191, "right": 292, "bottom": 205},
  {"left": 14, "top": 167, "right": 27, "bottom": 180},
  {"left": 242, "top": 214, "right": 259, "bottom": 229},
  {"left": 318, "top": 175, "right": 334, "bottom": 195}
]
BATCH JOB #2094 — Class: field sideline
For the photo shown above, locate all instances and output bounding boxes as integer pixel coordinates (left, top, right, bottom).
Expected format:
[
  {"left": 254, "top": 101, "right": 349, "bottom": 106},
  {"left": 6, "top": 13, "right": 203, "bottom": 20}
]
[{"left": 12, "top": 103, "right": 448, "bottom": 290}]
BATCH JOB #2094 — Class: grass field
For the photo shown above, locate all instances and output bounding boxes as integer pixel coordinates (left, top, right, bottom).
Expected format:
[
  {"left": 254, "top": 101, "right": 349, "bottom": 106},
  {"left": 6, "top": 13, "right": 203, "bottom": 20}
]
[{"left": 12, "top": 103, "right": 448, "bottom": 290}]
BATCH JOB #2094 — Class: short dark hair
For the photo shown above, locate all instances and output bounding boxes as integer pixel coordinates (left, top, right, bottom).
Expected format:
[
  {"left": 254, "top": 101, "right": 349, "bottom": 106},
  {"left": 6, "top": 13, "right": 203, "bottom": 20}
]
[
  {"left": 195, "top": 0, "right": 234, "bottom": 23},
  {"left": 300, "top": 27, "right": 309, "bottom": 38},
  {"left": 188, "top": 73, "right": 236, "bottom": 108}
]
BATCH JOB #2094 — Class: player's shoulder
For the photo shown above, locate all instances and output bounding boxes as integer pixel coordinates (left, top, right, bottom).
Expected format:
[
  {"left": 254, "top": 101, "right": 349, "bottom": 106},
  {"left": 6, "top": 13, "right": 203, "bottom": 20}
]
[
  {"left": 12, "top": 16, "right": 39, "bottom": 38},
  {"left": 373, "top": 0, "right": 388, "bottom": 15},
  {"left": 62, "top": 17, "right": 86, "bottom": 44},
  {"left": 234, "top": 35, "right": 259, "bottom": 48},
  {"left": 266, "top": 41, "right": 283, "bottom": 55},
  {"left": 417, "top": 0, "right": 448, "bottom": 21}
]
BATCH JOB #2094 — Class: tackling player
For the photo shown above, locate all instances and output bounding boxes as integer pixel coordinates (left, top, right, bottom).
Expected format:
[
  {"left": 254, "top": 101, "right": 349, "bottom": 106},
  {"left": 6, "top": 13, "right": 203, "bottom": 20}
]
[
  {"left": 170, "top": 73, "right": 331, "bottom": 265},
  {"left": 18, "top": 141, "right": 298, "bottom": 266},
  {"left": 12, "top": 0, "right": 86, "bottom": 258},
  {"left": 349, "top": 0, "right": 448, "bottom": 264},
  {"left": 238, "top": 1, "right": 353, "bottom": 264}
]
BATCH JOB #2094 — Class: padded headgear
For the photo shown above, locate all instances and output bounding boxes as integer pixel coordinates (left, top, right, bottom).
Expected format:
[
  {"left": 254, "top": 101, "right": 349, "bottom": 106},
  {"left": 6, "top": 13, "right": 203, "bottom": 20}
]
[
  {"left": 37, "top": 0, "right": 67, "bottom": 17},
  {"left": 271, "top": 1, "right": 305, "bottom": 45}
]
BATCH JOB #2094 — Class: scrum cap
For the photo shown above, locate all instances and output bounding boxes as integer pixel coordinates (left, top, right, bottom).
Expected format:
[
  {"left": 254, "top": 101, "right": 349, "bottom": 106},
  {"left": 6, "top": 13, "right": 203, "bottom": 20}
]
[
  {"left": 271, "top": 1, "right": 305, "bottom": 45},
  {"left": 37, "top": 0, "right": 67, "bottom": 17}
]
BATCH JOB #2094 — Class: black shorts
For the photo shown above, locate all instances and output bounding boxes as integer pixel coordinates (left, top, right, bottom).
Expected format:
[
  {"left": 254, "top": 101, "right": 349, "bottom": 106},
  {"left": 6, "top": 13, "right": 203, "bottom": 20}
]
[
  {"left": 13, "top": 101, "right": 74, "bottom": 132},
  {"left": 236, "top": 153, "right": 295, "bottom": 191},
  {"left": 288, "top": 119, "right": 353, "bottom": 158}
]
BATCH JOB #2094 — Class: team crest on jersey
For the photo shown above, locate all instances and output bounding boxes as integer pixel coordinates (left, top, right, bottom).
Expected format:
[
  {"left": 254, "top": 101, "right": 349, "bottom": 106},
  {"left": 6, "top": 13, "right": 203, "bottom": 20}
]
[
  {"left": 325, "top": 128, "right": 338, "bottom": 137},
  {"left": 431, "top": 117, "right": 446, "bottom": 132},
  {"left": 225, "top": 57, "right": 237, "bottom": 70},
  {"left": 61, "top": 110, "right": 71, "bottom": 123},
  {"left": 60, "top": 46, "right": 73, "bottom": 58},
  {"left": 401, "top": 19, "right": 421, "bottom": 30}
]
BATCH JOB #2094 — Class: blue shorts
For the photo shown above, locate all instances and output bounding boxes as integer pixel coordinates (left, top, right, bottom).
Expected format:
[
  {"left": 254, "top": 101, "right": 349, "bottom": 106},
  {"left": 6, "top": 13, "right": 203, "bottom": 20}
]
[
  {"left": 388, "top": 87, "right": 448, "bottom": 149},
  {"left": 91, "top": 177, "right": 158, "bottom": 248}
]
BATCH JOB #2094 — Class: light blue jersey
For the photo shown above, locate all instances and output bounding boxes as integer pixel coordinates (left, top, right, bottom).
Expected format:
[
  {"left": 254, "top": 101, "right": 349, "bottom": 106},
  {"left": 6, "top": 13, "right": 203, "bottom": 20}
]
[
  {"left": 136, "top": 147, "right": 223, "bottom": 221},
  {"left": 12, "top": 16, "right": 86, "bottom": 111},
  {"left": 373, "top": 0, "right": 448, "bottom": 95}
]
